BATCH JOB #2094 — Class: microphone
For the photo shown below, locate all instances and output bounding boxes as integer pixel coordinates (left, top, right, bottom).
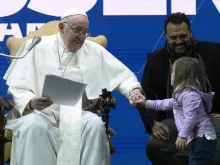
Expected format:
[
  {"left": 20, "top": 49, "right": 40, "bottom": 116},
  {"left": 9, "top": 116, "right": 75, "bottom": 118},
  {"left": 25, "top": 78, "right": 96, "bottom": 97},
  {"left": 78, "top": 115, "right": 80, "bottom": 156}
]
[
  {"left": 26, "top": 36, "right": 41, "bottom": 52},
  {"left": 0, "top": 36, "right": 41, "bottom": 59}
]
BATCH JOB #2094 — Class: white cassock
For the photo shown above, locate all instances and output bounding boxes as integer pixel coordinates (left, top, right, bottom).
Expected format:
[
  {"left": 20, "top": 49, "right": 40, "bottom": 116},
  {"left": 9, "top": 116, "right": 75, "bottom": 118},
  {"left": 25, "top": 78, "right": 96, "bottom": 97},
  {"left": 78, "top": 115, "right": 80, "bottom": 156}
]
[{"left": 3, "top": 33, "right": 141, "bottom": 165}]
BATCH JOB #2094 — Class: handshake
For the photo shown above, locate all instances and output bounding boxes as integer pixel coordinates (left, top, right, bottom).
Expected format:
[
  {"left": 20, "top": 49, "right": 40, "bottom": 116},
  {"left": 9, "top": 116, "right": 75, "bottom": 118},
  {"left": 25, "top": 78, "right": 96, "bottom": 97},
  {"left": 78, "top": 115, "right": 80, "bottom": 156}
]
[{"left": 128, "top": 88, "right": 147, "bottom": 108}]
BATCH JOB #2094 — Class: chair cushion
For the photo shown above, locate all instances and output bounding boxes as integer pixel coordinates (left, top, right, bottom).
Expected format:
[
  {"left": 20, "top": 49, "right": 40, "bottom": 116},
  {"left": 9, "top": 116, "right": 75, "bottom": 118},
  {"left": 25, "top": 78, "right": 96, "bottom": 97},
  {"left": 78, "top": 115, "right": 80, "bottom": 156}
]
[
  {"left": 4, "top": 142, "right": 12, "bottom": 162},
  {"left": 4, "top": 129, "right": 13, "bottom": 141}
]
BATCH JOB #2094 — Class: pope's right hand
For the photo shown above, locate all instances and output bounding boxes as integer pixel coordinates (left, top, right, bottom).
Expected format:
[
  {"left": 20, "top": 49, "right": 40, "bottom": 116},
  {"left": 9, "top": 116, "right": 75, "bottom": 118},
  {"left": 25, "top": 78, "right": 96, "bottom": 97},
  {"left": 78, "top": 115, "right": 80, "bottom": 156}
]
[{"left": 29, "top": 96, "right": 53, "bottom": 110}]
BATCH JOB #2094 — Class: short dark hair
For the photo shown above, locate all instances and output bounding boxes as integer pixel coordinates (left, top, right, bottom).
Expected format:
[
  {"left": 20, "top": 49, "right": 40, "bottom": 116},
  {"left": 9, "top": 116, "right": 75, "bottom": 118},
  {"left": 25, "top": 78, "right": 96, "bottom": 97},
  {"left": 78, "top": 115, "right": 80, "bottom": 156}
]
[{"left": 164, "top": 12, "right": 191, "bottom": 33}]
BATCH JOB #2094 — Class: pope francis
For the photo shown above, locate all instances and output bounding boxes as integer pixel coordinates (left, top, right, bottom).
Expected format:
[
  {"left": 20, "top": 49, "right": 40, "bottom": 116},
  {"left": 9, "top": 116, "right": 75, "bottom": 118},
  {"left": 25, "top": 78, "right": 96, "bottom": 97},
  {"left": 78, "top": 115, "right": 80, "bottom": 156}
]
[{"left": 3, "top": 8, "right": 145, "bottom": 165}]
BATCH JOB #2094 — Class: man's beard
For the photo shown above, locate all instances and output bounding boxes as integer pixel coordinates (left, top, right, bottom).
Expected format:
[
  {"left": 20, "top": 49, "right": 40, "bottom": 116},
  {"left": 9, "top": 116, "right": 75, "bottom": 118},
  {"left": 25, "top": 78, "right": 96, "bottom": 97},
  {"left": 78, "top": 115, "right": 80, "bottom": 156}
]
[{"left": 169, "top": 42, "right": 192, "bottom": 56}]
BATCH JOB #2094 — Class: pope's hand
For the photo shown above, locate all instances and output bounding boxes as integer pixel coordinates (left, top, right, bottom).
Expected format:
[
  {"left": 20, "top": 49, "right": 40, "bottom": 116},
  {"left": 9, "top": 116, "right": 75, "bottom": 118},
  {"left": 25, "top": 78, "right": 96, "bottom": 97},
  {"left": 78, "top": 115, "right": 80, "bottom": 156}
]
[
  {"left": 29, "top": 96, "right": 53, "bottom": 110},
  {"left": 135, "top": 98, "right": 147, "bottom": 108},
  {"left": 129, "top": 88, "right": 145, "bottom": 107}
]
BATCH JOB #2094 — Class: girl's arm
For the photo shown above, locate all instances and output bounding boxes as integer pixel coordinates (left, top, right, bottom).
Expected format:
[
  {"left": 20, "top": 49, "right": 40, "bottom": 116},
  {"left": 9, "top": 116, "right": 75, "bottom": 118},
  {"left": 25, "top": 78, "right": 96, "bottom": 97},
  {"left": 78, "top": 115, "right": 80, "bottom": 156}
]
[{"left": 146, "top": 98, "right": 173, "bottom": 111}]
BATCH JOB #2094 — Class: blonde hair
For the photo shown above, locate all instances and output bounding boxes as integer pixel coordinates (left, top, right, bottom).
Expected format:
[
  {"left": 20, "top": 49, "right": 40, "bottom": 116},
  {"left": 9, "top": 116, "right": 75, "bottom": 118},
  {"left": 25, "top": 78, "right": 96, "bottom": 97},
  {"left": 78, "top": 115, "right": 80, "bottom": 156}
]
[{"left": 173, "top": 57, "right": 207, "bottom": 94}]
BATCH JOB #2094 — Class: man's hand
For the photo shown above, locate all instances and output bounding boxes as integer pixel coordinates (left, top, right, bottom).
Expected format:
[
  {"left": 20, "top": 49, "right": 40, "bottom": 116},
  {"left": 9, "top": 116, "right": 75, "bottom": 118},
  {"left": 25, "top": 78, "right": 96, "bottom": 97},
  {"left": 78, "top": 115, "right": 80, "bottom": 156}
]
[
  {"left": 175, "top": 137, "right": 187, "bottom": 151},
  {"left": 29, "top": 96, "right": 53, "bottom": 110},
  {"left": 211, "top": 113, "right": 220, "bottom": 119},
  {"left": 129, "top": 88, "right": 145, "bottom": 107},
  {"left": 152, "top": 122, "right": 170, "bottom": 140}
]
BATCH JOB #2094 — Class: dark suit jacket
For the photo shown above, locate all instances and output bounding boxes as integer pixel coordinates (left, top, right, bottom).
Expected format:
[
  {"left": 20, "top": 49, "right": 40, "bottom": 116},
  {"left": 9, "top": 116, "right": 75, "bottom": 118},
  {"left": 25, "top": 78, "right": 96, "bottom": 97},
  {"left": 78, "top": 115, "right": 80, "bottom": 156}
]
[{"left": 140, "top": 41, "right": 220, "bottom": 133}]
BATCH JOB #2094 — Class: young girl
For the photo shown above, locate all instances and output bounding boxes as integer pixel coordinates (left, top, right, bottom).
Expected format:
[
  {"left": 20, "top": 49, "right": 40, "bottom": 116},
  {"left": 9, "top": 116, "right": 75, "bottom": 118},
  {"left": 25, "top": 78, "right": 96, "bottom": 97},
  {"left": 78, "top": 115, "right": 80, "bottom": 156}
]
[{"left": 137, "top": 57, "right": 217, "bottom": 165}]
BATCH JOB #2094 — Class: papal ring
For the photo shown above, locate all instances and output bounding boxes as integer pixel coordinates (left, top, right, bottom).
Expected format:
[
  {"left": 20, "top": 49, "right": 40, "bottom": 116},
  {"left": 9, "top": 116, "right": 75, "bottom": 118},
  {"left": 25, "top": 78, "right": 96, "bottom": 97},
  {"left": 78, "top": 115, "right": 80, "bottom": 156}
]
[{"left": 40, "top": 106, "right": 46, "bottom": 110}]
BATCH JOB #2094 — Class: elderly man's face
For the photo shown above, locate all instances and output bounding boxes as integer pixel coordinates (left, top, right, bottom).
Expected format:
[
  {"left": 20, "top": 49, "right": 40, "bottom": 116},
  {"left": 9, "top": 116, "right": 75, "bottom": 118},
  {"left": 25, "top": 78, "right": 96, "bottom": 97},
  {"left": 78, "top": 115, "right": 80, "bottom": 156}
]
[
  {"left": 165, "top": 22, "right": 192, "bottom": 55},
  {"left": 59, "top": 15, "right": 89, "bottom": 52}
]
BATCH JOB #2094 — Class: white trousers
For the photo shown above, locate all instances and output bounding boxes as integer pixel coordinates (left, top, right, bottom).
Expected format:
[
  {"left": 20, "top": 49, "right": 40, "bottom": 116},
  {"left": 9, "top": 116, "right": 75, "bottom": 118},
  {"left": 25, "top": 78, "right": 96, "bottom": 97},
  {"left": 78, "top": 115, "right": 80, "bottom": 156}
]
[{"left": 6, "top": 109, "right": 110, "bottom": 165}]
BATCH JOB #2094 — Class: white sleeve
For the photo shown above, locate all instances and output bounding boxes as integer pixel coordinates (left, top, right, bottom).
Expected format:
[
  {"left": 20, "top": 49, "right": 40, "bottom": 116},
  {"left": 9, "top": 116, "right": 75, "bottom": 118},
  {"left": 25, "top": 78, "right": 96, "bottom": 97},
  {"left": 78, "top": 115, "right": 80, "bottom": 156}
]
[
  {"left": 115, "top": 75, "right": 142, "bottom": 98},
  {"left": 8, "top": 87, "right": 35, "bottom": 115}
]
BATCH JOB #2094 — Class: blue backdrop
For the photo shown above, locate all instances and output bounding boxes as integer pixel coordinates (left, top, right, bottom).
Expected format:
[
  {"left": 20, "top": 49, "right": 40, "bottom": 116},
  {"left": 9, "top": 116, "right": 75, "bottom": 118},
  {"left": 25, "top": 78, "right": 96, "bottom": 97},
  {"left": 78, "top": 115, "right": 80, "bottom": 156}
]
[{"left": 1, "top": 0, "right": 220, "bottom": 165}]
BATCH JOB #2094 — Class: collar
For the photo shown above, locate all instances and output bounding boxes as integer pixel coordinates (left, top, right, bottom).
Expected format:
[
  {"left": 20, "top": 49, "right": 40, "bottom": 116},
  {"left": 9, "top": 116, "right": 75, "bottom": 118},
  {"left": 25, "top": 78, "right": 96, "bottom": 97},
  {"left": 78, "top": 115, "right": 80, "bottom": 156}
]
[
  {"left": 57, "top": 33, "right": 66, "bottom": 49},
  {"left": 57, "top": 33, "right": 74, "bottom": 56}
]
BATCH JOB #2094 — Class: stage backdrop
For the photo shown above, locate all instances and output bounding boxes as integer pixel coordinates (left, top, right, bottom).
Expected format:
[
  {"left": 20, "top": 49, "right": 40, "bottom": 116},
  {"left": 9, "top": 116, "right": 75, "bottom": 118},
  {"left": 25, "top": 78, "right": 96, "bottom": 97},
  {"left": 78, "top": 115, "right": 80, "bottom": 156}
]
[{"left": 1, "top": 1, "right": 220, "bottom": 165}]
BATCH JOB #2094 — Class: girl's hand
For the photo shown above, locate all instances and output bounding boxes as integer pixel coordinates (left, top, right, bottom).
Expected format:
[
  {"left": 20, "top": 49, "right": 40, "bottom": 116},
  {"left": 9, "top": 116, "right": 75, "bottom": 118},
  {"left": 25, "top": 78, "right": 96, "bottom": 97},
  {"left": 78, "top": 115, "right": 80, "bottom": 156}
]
[
  {"left": 135, "top": 98, "right": 147, "bottom": 108},
  {"left": 175, "top": 137, "right": 187, "bottom": 151}
]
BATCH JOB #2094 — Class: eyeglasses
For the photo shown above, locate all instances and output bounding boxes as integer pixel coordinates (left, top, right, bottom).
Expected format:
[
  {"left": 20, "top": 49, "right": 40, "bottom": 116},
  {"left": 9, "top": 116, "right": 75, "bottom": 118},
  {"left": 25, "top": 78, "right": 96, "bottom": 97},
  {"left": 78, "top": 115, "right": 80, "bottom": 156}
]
[{"left": 64, "top": 22, "right": 89, "bottom": 37}]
